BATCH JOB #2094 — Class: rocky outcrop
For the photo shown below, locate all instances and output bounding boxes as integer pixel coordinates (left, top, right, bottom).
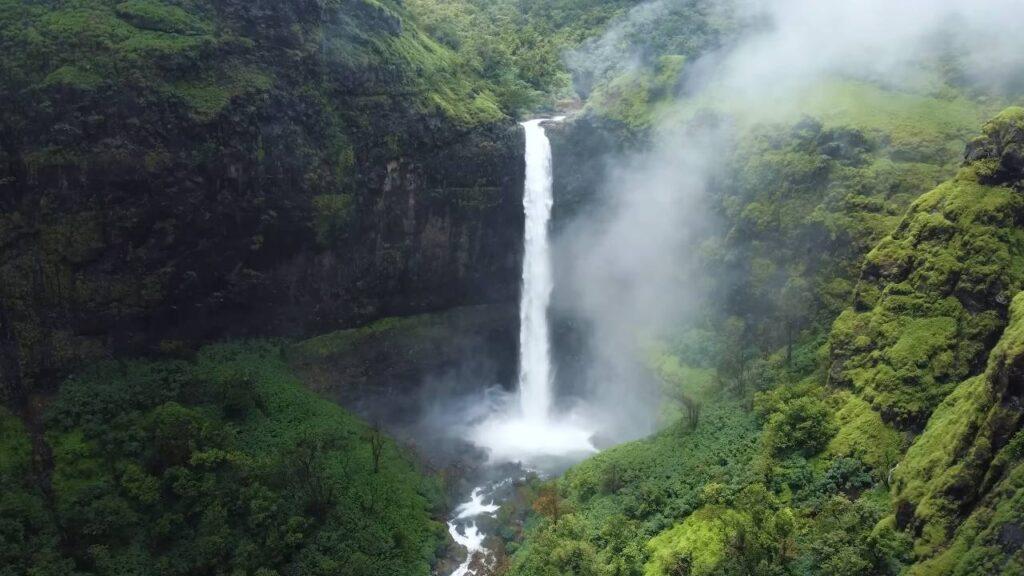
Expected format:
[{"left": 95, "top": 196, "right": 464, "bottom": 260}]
[
  {"left": 825, "top": 107, "right": 1024, "bottom": 570},
  {"left": 965, "top": 106, "right": 1024, "bottom": 186},
  {"left": 547, "top": 113, "right": 641, "bottom": 229},
  {"left": 892, "top": 291, "right": 1024, "bottom": 570}
]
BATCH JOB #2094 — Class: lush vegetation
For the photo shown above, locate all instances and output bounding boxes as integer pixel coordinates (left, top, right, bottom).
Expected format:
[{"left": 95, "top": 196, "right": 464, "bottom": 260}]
[
  {"left": 404, "top": 0, "right": 736, "bottom": 115},
  {"left": 0, "top": 343, "right": 444, "bottom": 575},
  {"left": 511, "top": 21, "right": 1024, "bottom": 570},
  {"left": 406, "top": 0, "right": 642, "bottom": 113},
  {"left": 5, "top": 1, "right": 1024, "bottom": 575}
]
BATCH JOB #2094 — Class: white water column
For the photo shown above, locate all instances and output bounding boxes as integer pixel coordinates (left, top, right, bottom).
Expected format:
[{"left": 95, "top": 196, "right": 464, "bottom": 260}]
[{"left": 517, "top": 119, "right": 558, "bottom": 421}]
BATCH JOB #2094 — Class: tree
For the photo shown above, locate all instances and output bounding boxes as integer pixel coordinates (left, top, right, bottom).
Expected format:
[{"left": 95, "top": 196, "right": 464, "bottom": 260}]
[
  {"left": 778, "top": 276, "right": 811, "bottom": 366},
  {"left": 290, "top": 434, "right": 337, "bottom": 518},
  {"left": 665, "top": 387, "right": 701, "bottom": 431},
  {"left": 532, "top": 483, "right": 564, "bottom": 524},
  {"left": 363, "top": 425, "right": 385, "bottom": 474},
  {"left": 716, "top": 316, "right": 752, "bottom": 395},
  {"left": 765, "top": 396, "right": 837, "bottom": 456}
]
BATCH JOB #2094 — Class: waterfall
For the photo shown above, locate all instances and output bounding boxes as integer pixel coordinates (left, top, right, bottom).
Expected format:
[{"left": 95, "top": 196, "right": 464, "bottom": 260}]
[
  {"left": 469, "top": 116, "right": 594, "bottom": 466},
  {"left": 517, "top": 119, "right": 556, "bottom": 421}
]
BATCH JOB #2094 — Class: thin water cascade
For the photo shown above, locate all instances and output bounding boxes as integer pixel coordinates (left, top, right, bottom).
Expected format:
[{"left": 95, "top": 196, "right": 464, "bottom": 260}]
[
  {"left": 446, "top": 488, "right": 500, "bottom": 576},
  {"left": 517, "top": 119, "right": 557, "bottom": 421}
]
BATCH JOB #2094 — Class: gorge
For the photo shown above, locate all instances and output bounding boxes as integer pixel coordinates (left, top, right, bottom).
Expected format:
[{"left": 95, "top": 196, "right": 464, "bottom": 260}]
[{"left": 3, "top": 1, "right": 1024, "bottom": 576}]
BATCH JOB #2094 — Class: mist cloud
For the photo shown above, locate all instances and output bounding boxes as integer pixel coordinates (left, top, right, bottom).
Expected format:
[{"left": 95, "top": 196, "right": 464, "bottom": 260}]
[
  {"left": 717, "top": 0, "right": 1024, "bottom": 97},
  {"left": 552, "top": 0, "right": 1024, "bottom": 440}
]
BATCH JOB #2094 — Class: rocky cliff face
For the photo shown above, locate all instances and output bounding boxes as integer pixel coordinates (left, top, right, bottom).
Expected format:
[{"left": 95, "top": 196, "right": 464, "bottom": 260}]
[
  {"left": 547, "top": 114, "right": 638, "bottom": 230},
  {"left": 0, "top": 0, "right": 524, "bottom": 402}
]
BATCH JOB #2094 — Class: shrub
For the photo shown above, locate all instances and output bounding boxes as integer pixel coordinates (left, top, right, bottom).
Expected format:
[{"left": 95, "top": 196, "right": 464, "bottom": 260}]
[{"left": 764, "top": 396, "right": 837, "bottom": 457}]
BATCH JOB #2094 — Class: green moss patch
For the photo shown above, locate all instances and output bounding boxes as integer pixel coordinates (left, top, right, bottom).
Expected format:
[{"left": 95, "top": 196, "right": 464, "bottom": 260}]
[{"left": 828, "top": 145, "right": 1024, "bottom": 426}]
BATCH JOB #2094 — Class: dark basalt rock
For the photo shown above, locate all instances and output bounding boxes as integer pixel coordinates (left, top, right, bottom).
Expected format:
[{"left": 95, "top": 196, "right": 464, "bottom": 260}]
[
  {"left": 0, "top": 115, "right": 524, "bottom": 400},
  {"left": 965, "top": 106, "right": 1024, "bottom": 186},
  {"left": 0, "top": 0, "right": 525, "bottom": 402}
]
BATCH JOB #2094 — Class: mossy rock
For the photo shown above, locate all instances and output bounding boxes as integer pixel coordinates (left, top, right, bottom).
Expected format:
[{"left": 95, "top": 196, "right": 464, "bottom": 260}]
[
  {"left": 894, "top": 291, "right": 1024, "bottom": 563},
  {"left": 826, "top": 391, "right": 902, "bottom": 475},
  {"left": 965, "top": 106, "right": 1024, "bottom": 185},
  {"left": 828, "top": 139, "right": 1024, "bottom": 426}
]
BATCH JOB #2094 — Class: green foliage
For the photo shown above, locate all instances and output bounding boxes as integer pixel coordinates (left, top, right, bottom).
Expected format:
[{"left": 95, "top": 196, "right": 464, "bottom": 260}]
[
  {"left": 645, "top": 505, "right": 749, "bottom": 575},
  {"left": 891, "top": 291, "right": 1024, "bottom": 563},
  {"left": 7, "top": 343, "right": 443, "bottom": 575},
  {"left": 587, "top": 55, "right": 687, "bottom": 132},
  {"left": 0, "top": 408, "right": 71, "bottom": 576},
  {"left": 791, "top": 493, "right": 908, "bottom": 576},
  {"left": 406, "top": 0, "right": 644, "bottom": 114},
  {"left": 508, "top": 402, "right": 760, "bottom": 575},
  {"left": 828, "top": 161, "right": 1024, "bottom": 425},
  {"left": 761, "top": 394, "right": 837, "bottom": 457},
  {"left": 649, "top": 344, "right": 715, "bottom": 424}
]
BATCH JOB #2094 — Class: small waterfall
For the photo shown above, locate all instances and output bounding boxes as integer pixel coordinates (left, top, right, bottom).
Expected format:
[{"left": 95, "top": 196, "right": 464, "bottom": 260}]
[{"left": 517, "top": 119, "right": 556, "bottom": 421}]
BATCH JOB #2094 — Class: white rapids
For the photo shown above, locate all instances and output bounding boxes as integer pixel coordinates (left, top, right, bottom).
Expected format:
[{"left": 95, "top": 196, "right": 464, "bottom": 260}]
[{"left": 447, "top": 488, "right": 501, "bottom": 576}]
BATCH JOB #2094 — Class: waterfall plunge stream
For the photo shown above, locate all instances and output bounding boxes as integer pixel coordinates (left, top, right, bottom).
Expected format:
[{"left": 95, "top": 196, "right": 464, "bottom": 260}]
[{"left": 445, "top": 119, "right": 598, "bottom": 576}]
